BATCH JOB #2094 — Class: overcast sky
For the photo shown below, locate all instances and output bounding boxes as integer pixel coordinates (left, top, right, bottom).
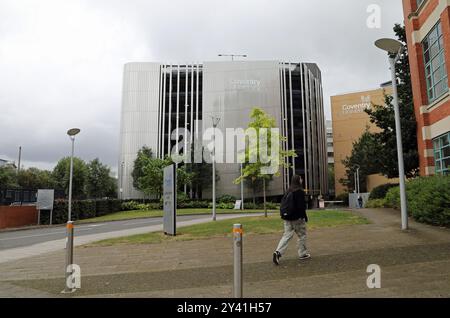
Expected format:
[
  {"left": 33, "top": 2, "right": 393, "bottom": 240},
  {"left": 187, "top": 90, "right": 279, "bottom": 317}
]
[{"left": 0, "top": 0, "right": 404, "bottom": 174}]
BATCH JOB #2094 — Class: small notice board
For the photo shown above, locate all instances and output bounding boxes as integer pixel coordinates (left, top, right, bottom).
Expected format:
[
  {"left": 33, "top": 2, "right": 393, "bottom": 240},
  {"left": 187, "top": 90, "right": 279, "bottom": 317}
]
[
  {"left": 163, "top": 165, "right": 176, "bottom": 236},
  {"left": 36, "top": 189, "right": 55, "bottom": 225}
]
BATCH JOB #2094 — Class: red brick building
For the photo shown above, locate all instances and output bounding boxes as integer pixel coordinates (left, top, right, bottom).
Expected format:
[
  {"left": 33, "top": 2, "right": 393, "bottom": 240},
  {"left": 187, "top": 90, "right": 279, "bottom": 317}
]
[{"left": 403, "top": 0, "right": 450, "bottom": 176}]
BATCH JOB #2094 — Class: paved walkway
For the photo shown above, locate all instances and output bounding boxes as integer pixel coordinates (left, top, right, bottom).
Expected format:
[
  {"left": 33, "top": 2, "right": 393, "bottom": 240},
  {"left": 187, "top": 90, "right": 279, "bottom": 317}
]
[
  {"left": 1, "top": 209, "right": 450, "bottom": 297},
  {"left": 0, "top": 214, "right": 259, "bottom": 264}
]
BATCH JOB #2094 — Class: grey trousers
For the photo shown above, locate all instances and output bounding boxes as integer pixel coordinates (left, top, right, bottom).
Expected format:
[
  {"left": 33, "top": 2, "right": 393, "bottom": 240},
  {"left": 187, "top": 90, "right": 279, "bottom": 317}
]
[{"left": 276, "top": 219, "right": 308, "bottom": 257}]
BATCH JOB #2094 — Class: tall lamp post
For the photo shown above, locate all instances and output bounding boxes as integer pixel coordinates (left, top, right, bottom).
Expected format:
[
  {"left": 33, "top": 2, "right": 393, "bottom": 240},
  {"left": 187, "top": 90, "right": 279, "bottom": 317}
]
[
  {"left": 211, "top": 116, "right": 220, "bottom": 221},
  {"left": 375, "top": 38, "right": 408, "bottom": 230},
  {"left": 63, "top": 128, "right": 80, "bottom": 293},
  {"left": 355, "top": 164, "right": 360, "bottom": 195}
]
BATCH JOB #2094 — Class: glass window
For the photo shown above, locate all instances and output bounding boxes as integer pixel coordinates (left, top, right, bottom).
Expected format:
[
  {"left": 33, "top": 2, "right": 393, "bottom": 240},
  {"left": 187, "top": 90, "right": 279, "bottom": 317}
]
[
  {"left": 434, "top": 132, "right": 450, "bottom": 175},
  {"left": 422, "top": 21, "right": 449, "bottom": 104}
]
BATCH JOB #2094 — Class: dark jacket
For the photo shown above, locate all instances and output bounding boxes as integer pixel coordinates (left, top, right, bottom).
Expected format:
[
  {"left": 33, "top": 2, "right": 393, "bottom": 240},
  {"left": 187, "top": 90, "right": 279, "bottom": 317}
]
[{"left": 291, "top": 189, "right": 308, "bottom": 222}]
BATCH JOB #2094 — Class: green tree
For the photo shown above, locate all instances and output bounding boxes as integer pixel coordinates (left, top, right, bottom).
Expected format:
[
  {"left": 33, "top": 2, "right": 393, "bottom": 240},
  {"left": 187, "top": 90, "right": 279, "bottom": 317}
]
[
  {"left": 86, "top": 158, "right": 117, "bottom": 198},
  {"left": 341, "top": 130, "right": 383, "bottom": 192},
  {"left": 0, "top": 166, "right": 18, "bottom": 188},
  {"left": 328, "top": 164, "right": 335, "bottom": 196},
  {"left": 132, "top": 147, "right": 195, "bottom": 199},
  {"left": 52, "top": 157, "right": 87, "bottom": 198},
  {"left": 17, "top": 168, "right": 54, "bottom": 189},
  {"left": 131, "top": 146, "right": 153, "bottom": 189},
  {"left": 235, "top": 107, "right": 296, "bottom": 216},
  {"left": 365, "top": 24, "right": 419, "bottom": 178}
]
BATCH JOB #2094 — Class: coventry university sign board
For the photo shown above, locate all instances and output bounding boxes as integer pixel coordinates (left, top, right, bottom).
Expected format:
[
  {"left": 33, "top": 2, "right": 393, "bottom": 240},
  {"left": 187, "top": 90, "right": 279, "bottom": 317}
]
[{"left": 163, "top": 165, "right": 176, "bottom": 236}]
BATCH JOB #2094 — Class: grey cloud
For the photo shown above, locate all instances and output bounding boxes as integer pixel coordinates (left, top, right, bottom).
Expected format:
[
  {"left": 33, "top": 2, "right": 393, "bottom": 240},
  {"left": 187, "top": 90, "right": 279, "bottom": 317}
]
[{"left": 0, "top": 0, "right": 403, "bottom": 171}]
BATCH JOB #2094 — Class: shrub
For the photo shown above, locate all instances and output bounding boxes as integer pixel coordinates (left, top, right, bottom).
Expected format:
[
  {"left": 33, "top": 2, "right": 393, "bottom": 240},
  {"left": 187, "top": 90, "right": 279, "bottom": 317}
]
[
  {"left": 95, "top": 199, "right": 110, "bottom": 217},
  {"left": 365, "top": 198, "right": 387, "bottom": 209},
  {"left": 369, "top": 183, "right": 399, "bottom": 200},
  {"left": 136, "top": 203, "right": 150, "bottom": 210},
  {"left": 385, "top": 176, "right": 450, "bottom": 226},
  {"left": 218, "top": 194, "right": 237, "bottom": 204},
  {"left": 265, "top": 202, "right": 279, "bottom": 210},
  {"left": 177, "top": 192, "right": 190, "bottom": 208},
  {"left": 183, "top": 200, "right": 209, "bottom": 209},
  {"left": 121, "top": 200, "right": 140, "bottom": 211},
  {"left": 385, "top": 186, "right": 401, "bottom": 209},
  {"left": 40, "top": 199, "right": 96, "bottom": 224},
  {"left": 335, "top": 192, "right": 349, "bottom": 206},
  {"left": 244, "top": 202, "right": 259, "bottom": 210}
]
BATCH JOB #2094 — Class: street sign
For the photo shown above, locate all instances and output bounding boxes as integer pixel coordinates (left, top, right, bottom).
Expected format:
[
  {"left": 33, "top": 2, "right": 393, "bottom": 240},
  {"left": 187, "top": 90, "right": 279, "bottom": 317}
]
[
  {"left": 234, "top": 200, "right": 242, "bottom": 210},
  {"left": 37, "top": 189, "right": 54, "bottom": 225},
  {"left": 37, "top": 189, "right": 54, "bottom": 210},
  {"left": 163, "top": 165, "right": 176, "bottom": 236}
]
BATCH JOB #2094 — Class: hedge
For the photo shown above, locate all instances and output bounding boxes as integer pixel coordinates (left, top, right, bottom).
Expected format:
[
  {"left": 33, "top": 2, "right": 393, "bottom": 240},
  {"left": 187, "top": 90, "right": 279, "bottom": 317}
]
[
  {"left": 384, "top": 176, "right": 450, "bottom": 226},
  {"left": 369, "top": 183, "right": 399, "bottom": 200},
  {"left": 39, "top": 199, "right": 122, "bottom": 225}
]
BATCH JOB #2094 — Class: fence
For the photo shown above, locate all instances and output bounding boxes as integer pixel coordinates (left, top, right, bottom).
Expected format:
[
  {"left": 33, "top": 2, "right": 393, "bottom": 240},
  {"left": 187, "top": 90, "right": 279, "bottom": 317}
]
[{"left": 0, "top": 189, "right": 65, "bottom": 206}]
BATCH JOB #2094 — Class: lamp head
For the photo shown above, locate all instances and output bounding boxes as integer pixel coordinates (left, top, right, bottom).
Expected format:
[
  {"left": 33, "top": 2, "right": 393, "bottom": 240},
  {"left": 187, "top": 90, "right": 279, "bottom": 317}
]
[
  {"left": 67, "top": 128, "right": 81, "bottom": 137},
  {"left": 375, "top": 38, "right": 403, "bottom": 54}
]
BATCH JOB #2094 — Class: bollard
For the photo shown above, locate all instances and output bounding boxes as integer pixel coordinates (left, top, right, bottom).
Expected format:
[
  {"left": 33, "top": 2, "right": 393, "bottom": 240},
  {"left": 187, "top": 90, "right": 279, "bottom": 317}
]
[
  {"left": 62, "top": 221, "right": 75, "bottom": 293},
  {"left": 233, "top": 224, "right": 243, "bottom": 298}
]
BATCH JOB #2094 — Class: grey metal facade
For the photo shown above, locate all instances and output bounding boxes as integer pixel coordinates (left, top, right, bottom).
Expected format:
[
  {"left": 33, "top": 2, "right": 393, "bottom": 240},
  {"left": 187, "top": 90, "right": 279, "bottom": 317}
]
[{"left": 119, "top": 61, "right": 328, "bottom": 199}]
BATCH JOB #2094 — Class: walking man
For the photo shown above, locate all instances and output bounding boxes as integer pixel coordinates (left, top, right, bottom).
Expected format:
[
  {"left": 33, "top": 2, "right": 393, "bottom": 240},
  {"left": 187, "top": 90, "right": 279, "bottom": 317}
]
[{"left": 273, "top": 175, "right": 310, "bottom": 265}]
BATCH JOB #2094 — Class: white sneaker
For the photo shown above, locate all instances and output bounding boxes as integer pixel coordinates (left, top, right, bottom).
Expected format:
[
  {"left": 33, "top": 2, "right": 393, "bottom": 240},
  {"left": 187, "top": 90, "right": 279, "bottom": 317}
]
[{"left": 299, "top": 254, "right": 311, "bottom": 261}]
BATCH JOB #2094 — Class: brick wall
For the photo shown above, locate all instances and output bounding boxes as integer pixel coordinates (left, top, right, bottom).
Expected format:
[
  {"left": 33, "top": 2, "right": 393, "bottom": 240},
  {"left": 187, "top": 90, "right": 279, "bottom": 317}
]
[{"left": 0, "top": 206, "right": 38, "bottom": 230}]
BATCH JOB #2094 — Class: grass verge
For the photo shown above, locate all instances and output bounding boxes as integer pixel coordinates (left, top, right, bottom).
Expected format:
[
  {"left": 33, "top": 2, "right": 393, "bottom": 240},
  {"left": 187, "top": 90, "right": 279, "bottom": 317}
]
[
  {"left": 88, "top": 210, "right": 369, "bottom": 246},
  {"left": 76, "top": 208, "right": 274, "bottom": 224}
]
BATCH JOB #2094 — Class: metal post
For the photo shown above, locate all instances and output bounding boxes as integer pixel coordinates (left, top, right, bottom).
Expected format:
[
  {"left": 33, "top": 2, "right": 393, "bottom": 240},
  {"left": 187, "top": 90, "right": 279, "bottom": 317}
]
[
  {"left": 240, "top": 163, "right": 244, "bottom": 210},
  {"left": 68, "top": 137, "right": 75, "bottom": 222},
  {"left": 17, "top": 146, "right": 22, "bottom": 175},
  {"left": 233, "top": 224, "right": 243, "bottom": 298},
  {"left": 263, "top": 178, "right": 267, "bottom": 217},
  {"left": 389, "top": 57, "right": 408, "bottom": 230},
  {"left": 63, "top": 132, "right": 77, "bottom": 294},
  {"left": 63, "top": 221, "right": 75, "bottom": 293},
  {"left": 212, "top": 130, "right": 216, "bottom": 221},
  {"left": 356, "top": 167, "right": 360, "bottom": 194},
  {"left": 120, "top": 162, "right": 124, "bottom": 200},
  {"left": 211, "top": 116, "right": 220, "bottom": 221}
]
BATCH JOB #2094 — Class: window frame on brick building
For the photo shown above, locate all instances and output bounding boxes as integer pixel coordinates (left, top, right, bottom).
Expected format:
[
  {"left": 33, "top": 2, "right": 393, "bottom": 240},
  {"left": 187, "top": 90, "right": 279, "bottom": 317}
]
[
  {"left": 433, "top": 132, "right": 450, "bottom": 175},
  {"left": 422, "top": 21, "right": 449, "bottom": 104}
]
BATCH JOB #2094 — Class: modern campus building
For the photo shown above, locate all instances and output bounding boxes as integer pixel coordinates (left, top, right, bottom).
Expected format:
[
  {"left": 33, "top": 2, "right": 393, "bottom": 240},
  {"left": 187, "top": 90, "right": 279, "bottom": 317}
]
[
  {"left": 119, "top": 60, "right": 328, "bottom": 200},
  {"left": 331, "top": 84, "right": 400, "bottom": 196},
  {"left": 403, "top": 0, "right": 450, "bottom": 176}
]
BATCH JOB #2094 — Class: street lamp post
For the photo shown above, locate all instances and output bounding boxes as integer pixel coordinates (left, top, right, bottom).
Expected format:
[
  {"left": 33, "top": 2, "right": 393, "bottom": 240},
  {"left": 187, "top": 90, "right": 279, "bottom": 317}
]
[
  {"left": 63, "top": 127, "right": 80, "bottom": 293},
  {"left": 356, "top": 165, "right": 360, "bottom": 195},
  {"left": 240, "top": 163, "right": 244, "bottom": 210},
  {"left": 211, "top": 116, "right": 220, "bottom": 221},
  {"left": 120, "top": 161, "right": 124, "bottom": 200},
  {"left": 375, "top": 38, "right": 408, "bottom": 230}
]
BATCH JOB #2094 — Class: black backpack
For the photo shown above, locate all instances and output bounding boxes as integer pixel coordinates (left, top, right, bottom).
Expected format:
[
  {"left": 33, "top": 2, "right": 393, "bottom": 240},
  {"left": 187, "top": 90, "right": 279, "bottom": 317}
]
[{"left": 280, "top": 191, "right": 296, "bottom": 220}]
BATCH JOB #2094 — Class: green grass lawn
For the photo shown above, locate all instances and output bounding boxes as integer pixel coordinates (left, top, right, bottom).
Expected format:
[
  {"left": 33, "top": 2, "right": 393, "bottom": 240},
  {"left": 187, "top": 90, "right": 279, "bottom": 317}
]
[
  {"left": 88, "top": 210, "right": 369, "bottom": 246},
  {"left": 76, "top": 208, "right": 275, "bottom": 224}
]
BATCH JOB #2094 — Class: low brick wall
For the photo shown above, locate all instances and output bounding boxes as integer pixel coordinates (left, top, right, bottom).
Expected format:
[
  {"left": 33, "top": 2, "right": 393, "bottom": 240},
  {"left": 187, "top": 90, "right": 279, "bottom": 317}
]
[{"left": 0, "top": 206, "right": 38, "bottom": 230}]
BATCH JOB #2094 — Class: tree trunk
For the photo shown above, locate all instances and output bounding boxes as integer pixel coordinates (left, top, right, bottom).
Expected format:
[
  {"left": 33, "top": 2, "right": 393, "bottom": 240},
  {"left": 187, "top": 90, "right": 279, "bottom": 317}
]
[{"left": 263, "top": 178, "right": 267, "bottom": 218}]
